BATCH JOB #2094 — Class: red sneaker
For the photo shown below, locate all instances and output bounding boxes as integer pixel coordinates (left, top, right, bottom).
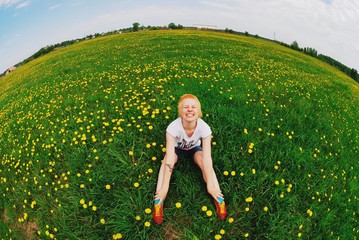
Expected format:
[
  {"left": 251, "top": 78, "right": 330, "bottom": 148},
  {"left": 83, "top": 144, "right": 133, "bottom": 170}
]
[
  {"left": 153, "top": 200, "right": 164, "bottom": 224},
  {"left": 214, "top": 199, "right": 227, "bottom": 220}
]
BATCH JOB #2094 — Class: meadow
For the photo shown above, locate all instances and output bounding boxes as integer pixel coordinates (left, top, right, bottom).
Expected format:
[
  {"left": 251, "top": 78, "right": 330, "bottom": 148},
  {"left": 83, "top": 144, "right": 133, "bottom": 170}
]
[{"left": 0, "top": 30, "right": 358, "bottom": 239}]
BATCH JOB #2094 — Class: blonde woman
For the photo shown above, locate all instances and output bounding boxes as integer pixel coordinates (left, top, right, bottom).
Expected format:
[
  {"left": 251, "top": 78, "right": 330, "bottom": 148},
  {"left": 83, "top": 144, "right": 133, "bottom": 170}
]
[{"left": 153, "top": 94, "right": 227, "bottom": 224}]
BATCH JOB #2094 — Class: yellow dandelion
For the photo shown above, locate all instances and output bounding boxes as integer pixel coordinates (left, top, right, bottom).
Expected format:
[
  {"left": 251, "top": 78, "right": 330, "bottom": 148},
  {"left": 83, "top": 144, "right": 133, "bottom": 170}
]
[
  {"left": 100, "top": 218, "right": 106, "bottom": 224},
  {"left": 220, "top": 229, "right": 225, "bottom": 235},
  {"left": 145, "top": 208, "right": 151, "bottom": 214},
  {"left": 206, "top": 210, "right": 213, "bottom": 216},
  {"left": 144, "top": 221, "right": 151, "bottom": 227},
  {"left": 231, "top": 171, "right": 236, "bottom": 176},
  {"left": 245, "top": 197, "right": 253, "bottom": 202},
  {"left": 113, "top": 233, "right": 123, "bottom": 239},
  {"left": 135, "top": 215, "right": 141, "bottom": 221},
  {"left": 129, "top": 151, "right": 134, "bottom": 156},
  {"left": 105, "top": 184, "right": 111, "bottom": 190},
  {"left": 201, "top": 206, "right": 208, "bottom": 211},
  {"left": 134, "top": 182, "right": 139, "bottom": 188},
  {"left": 228, "top": 217, "right": 234, "bottom": 223},
  {"left": 223, "top": 171, "right": 229, "bottom": 176},
  {"left": 214, "top": 234, "right": 222, "bottom": 239},
  {"left": 264, "top": 206, "right": 268, "bottom": 212},
  {"left": 175, "top": 202, "right": 182, "bottom": 208}
]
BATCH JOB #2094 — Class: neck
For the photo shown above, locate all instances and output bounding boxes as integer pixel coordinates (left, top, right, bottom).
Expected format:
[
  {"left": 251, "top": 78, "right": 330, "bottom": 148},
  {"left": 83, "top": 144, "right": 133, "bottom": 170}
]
[{"left": 182, "top": 118, "right": 197, "bottom": 130}]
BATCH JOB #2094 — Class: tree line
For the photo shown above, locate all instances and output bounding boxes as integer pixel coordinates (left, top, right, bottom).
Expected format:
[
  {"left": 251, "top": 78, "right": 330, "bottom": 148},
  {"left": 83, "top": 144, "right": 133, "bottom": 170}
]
[
  {"left": 287, "top": 41, "right": 358, "bottom": 82},
  {"left": 1, "top": 23, "right": 358, "bottom": 83}
]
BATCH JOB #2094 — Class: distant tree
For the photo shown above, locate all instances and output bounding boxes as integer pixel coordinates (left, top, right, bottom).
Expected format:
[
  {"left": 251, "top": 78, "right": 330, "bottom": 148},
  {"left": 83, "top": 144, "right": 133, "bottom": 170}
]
[
  {"left": 290, "top": 41, "right": 300, "bottom": 50},
  {"left": 168, "top": 22, "right": 176, "bottom": 29},
  {"left": 244, "top": 31, "right": 249, "bottom": 36},
  {"left": 350, "top": 68, "right": 358, "bottom": 81},
  {"left": 225, "top": 28, "right": 234, "bottom": 33},
  {"left": 303, "top": 47, "right": 318, "bottom": 57},
  {"left": 133, "top": 22, "right": 140, "bottom": 32}
]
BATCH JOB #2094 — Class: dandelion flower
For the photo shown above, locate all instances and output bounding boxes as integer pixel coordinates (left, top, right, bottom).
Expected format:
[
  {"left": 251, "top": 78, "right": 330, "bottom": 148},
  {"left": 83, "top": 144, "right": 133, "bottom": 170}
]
[
  {"left": 201, "top": 206, "right": 208, "bottom": 211},
  {"left": 206, "top": 210, "right": 213, "bottom": 216},
  {"left": 214, "top": 234, "right": 222, "bottom": 239},
  {"left": 79, "top": 199, "right": 85, "bottom": 204},
  {"left": 134, "top": 182, "right": 139, "bottom": 188},
  {"left": 144, "top": 221, "right": 151, "bottom": 227},
  {"left": 264, "top": 206, "right": 268, "bottom": 212},
  {"left": 275, "top": 180, "right": 280, "bottom": 185},
  {"left": 220, "top": 229, "right": 225, "bottom": 235},
  {"left": 245, "top": 197, "right": 253, "bottom": 202},
  {"left": 175, "top": 202, "right": 182, "bottom": 208},
  {"left": 244, "top": 233, "right": 249, "bottom": 238},
  {"left": 100, "top": 218, "right": 106, "bottom": 224},
  {"left": 231, "top": 171, "right": 236, "bottom": 176},
  {"left": 129, "top": 151, "right": 134, "bottom": 156},
  {"left": 135, "top": 215, "right": 141, "bottom": 221},
  {"left": 223, "top": 171, "right": 229, "bottom": 176},
  {"left": 113, "top": 233, "right": 123, "bottom": 239},
  {"left": 105, "top": 184, "right": 111, "bottom": 190},
  {"left": 228, "top": 217, "right": 234, "bottom": 223}
]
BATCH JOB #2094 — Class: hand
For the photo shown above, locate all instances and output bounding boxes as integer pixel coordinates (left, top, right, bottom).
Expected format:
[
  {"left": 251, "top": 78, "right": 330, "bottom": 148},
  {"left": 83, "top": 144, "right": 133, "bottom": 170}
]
[
  {"left": 154, "top": 187, "right": 168, "bottom": 202},
  {"left": 207, "top": 185, "right": 224, "bottom": 202}
]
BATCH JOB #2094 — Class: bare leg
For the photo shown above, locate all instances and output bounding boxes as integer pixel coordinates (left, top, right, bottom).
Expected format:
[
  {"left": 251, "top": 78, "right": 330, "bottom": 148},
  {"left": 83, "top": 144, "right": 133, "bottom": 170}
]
[{"left": 193, "top": 151, "right": 221, "bottom": 191}]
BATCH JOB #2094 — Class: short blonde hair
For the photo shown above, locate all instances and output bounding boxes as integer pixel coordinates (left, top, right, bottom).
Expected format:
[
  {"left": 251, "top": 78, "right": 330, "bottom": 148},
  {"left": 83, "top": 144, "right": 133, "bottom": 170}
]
[{"left": 178, "top": 94, "right": 203, "bottom": 118}]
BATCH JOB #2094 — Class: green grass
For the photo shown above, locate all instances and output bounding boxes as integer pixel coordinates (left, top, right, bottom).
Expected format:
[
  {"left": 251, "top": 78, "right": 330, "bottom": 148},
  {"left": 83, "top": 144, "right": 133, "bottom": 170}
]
[{"left": 0, "top": 30, "right": 358, "bottom": 239}]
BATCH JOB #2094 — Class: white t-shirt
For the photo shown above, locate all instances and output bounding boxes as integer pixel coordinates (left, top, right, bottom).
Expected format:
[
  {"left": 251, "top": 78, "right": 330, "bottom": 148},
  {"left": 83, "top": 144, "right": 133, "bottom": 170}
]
[{"left": 166, "top": 117, "right": 212, "bottom": 150}]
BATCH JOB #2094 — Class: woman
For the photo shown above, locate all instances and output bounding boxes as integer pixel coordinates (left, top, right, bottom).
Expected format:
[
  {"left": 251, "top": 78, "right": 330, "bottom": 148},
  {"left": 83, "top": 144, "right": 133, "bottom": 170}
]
[{"left": 153, "top": 94, "right": 227, "bottom": 224}]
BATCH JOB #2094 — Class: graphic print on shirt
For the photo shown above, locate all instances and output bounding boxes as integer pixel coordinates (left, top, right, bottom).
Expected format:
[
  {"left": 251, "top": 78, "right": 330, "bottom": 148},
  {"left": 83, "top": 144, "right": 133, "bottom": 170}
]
[{"left": 177, "top": 139, "right": 196, "bottom": 150}]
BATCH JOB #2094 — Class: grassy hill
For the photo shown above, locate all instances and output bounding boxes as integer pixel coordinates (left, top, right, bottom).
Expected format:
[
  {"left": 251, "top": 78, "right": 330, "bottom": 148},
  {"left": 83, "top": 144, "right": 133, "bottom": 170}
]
[{"left": 0, "top": 30, "right": 358, "bottom": 239}]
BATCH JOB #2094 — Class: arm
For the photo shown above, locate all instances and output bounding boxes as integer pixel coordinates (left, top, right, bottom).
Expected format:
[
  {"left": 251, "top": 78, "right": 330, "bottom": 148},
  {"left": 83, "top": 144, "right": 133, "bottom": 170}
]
[
  {"left": 154, "top": 132, "right": 176, "bottom": 201},
  {"left": 202, "top": 135, "right": 215, "bottom": 186},
  {"left": 202, "top": 135, "right": 223, "bottom": 200},
  {"left": 162, "top": 132, "right": 176, "bottom": 187}
]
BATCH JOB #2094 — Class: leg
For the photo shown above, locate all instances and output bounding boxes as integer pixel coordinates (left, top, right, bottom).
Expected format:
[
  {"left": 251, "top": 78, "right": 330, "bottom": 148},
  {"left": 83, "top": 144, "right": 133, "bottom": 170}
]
[
  {"left": 193, "top": 151, "right": 227, "bottom": 220},
  {"left": 193, "top": 151, "right": 220, "bottom": 190}
]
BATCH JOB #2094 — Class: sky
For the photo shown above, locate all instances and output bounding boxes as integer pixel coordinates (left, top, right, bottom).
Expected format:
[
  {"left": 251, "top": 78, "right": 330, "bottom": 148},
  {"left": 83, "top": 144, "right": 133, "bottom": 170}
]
[{"left": 1, "top": 0, "right": 359, "bottom": 73}]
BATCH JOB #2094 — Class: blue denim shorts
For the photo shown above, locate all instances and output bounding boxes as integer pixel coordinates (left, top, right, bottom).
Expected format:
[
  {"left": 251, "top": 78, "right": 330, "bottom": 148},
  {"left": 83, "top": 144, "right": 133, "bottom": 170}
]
[{"left": 175, "top": 146, "right": 202, "bottom": 160}]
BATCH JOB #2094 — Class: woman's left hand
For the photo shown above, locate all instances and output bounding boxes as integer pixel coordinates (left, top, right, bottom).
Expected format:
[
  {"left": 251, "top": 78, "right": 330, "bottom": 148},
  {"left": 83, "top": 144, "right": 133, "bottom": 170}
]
[{"left": 207, "top": 185, "right": 224, "bottom": 202}]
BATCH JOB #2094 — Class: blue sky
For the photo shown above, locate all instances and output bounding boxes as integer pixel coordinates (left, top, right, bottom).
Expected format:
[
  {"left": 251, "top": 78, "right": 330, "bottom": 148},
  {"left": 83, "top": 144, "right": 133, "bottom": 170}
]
[{"left": 1, "top": 0, "right": 359, "bottom": 73}]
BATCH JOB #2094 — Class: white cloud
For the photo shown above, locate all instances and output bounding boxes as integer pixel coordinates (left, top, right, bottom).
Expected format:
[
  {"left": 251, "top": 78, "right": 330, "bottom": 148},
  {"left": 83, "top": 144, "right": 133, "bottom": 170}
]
[
  {"left": 49, "top": 4, "right": 61, "bottom": 11},
  {"left": 0, "top": 0, "right": 20, "bottom": 8},
  {"left": 16, "top": 0, "right": 30, "bottom": 9}
]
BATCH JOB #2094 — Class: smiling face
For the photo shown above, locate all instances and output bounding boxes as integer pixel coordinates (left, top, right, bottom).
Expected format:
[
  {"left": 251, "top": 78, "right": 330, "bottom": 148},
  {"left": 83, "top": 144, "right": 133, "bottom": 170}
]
[
  {"left": 181, "top": 98, "right": 199, "bottom": 122},
  {"left": 178, "top": 94, "right": 203, "bottom": 122}
]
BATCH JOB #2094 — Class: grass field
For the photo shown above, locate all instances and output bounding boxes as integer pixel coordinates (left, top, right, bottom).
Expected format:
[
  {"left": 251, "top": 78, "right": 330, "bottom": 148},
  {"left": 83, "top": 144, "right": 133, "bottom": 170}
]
[{"left": 0, "top": 30, "right": 358, "bottom": 239}]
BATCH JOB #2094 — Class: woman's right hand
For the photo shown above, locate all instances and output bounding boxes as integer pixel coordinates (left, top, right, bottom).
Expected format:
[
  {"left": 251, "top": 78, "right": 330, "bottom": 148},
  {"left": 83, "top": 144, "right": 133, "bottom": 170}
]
[{"left": 154, "top": 187, "right": 168, "bottom": 202}]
